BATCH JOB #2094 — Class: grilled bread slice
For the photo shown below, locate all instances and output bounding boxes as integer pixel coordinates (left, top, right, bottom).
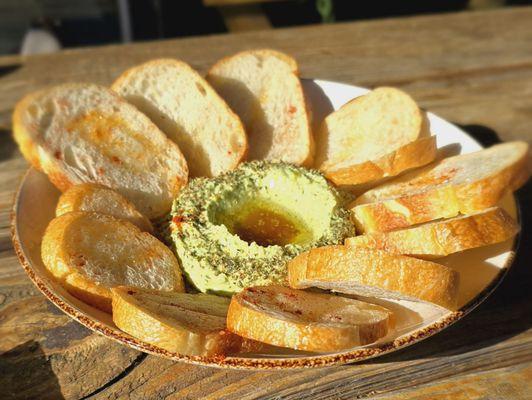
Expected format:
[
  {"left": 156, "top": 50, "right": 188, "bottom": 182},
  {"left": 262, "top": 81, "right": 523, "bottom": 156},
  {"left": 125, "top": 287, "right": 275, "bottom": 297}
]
[
  {"left": 352, "top": 141, "right": 529, "bottom": 233},
  {"left": 112, "top": 59, "right": 247, "bottom": 177},
  {"left": 207, "top": 49, "right": 313, "bottom": 166},
  {"left": 227, "top": 285, "right": 392, "bottom": 352},
  {"left": 13, "top": 83, "right": 188, "bottom": 219},
  {"left": 346, "top": 207, "right": 519, "bottom": 258},
  {"left": 288, "top": 246, "right": 459, "bottom": 310},
  {"left": 112, "top": 286, "right": 258, "bottom": 356},
  {"left": 316, "top": 87, "right": 436, "bottom": 185},
  {"left": 41, "top": 212, "right": 184, "bottom": 313},
  {"left": 56, "top": 183, "right": 153, "bottom": 233}
]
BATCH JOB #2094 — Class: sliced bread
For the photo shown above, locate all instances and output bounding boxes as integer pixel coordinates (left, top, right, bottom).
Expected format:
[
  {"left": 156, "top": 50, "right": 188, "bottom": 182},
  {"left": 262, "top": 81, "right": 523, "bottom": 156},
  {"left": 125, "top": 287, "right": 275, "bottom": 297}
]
[
  {"left": 112, "top": 286, "right": 258, "bottom": 356},
  {"left": 352, "top": 141, "right": 529, "bottom": 233},
  {"left": 346, "top": 207, "right": 519, "bottom": 258},
  {"left": 207, "top": 49, "right": 313, "bottom": 166},
  {"left": 227, "top": 285, "right": 392, "bottom": 352},
  {"left": 288, "top": 245, "right": 459, "bottom": 310},
  {"left": 41, "top": 212, "right": 184, "bottom": 313},
  {"left": 316, "top": 87, "right": 436, "bottom": 185},
  {"left": 112, "top": 59, "right": 247, "bottom": 177},
  {"left": 12, "top": 83, "right": 188, "bottom": 219},
  {"left": 56, "top": 183, "right": 153, "bottom": 232}
]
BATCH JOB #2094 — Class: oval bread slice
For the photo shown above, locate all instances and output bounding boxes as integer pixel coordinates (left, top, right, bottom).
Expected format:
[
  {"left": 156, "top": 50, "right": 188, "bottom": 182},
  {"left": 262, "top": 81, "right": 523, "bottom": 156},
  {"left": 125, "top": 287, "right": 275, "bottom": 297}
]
[
  {"left": 316, "top": 87, "right": 436, "bottom": 185},
  {"left": 56, "top": 183, "right": 153, "bottom": 232},
  {"left": 352, "top": 141, "right": 529, "bottom": 233},
  {"left": 112, "top": 59, "right": 247, "bottom": 177},
  {"left": 227, "top": 285, "right": 392, "bottom": 352},
  {"left": 207, "top": 49, "right": 313, "bottom": 166},
  {"left": 112, "top": 286, "right": 258, "bottom": 356},
  {"left": 288, "top": 246, "right": 459, "bottom": 310},
  {"left": 12, "top": 83, "right": 188, "bottom": 219},
  {"left": 41, "top": 212, "right": 184, "bottom": 313},
  {"left": 346, "top": 207, "right": 519, "bottom": 258}
]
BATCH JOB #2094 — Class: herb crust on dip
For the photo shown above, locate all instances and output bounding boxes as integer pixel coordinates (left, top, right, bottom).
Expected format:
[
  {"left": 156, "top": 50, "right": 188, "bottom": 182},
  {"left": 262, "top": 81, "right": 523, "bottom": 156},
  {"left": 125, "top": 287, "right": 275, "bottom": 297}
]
[{"left": 168, "top": 161, "right": 355, "bottom": 295}]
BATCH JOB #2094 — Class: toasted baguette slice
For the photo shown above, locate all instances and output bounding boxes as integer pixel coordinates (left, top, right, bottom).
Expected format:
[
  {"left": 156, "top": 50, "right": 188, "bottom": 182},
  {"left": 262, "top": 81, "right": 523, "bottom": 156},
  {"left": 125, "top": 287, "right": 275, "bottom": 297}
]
[
  {"left": 207, "top": 49, "right": 313, "bottom": 166},
  {"left": 227, "top": 285, "right": 392, "bottom": 352},
  {"left": 56, "top": 183, "right": 153, "bottom": 233},
  {"left": 41, "top": 212, "right": 184, "bottom": 313},
  {"left": 316, "top": 87, "right": 436, "bottom": 185},
  {"left": 288, "top": 246, "right": 459, "bottom": 310},
  {"left": 346, "top": 207, "right": 519, "bottom": 258},
  {"left": 325, "top": 136, "right": 437, "bottom": 186},
  {"left": 112, "top": 287, "right": 258, "bottom": 356},
  {"left": 13, "top": 83, "right": 188, "bottom": 219},
  {"left": 352, "top": 142, "right": 529, "bottom": 233},
  {"left": 112, "top": 59, "right": 247, "bottom": 177}
]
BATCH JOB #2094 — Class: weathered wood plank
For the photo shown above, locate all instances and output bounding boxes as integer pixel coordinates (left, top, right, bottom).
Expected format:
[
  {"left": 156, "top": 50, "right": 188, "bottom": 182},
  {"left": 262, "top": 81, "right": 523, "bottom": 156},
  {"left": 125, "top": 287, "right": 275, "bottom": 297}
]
[
  {"left": 370, "top": 363, "right": 532, "bottom": 400},
  {"left": 0, "top": 296, "right": 141, "bottom": 400}
]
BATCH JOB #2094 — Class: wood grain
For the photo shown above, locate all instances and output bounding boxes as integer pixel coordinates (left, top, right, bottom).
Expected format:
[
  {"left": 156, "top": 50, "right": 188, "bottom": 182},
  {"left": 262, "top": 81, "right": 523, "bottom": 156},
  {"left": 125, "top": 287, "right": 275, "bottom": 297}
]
[{"left": 0, "top": 6, "right": 531, "bottom": 399}]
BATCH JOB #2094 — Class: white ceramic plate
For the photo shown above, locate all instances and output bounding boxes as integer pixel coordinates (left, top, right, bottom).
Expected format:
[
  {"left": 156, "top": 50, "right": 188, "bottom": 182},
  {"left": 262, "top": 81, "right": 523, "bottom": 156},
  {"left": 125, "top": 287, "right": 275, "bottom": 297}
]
[{"left": 12, "top": 79, "right": 519, "bottom": 369}]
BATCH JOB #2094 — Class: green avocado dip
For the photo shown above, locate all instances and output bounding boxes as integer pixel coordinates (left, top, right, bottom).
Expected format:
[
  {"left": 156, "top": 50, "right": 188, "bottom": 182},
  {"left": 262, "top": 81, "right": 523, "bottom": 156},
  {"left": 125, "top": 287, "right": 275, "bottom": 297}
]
[{"left": 167, "top": 161, "right": 355, "bottom": 295}]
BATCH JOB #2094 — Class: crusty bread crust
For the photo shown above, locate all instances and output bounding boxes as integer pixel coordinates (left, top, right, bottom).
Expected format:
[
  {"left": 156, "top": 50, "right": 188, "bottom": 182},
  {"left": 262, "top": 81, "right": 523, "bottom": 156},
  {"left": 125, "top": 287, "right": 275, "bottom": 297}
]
[
  {"left": 346, "top": 207, "right": 519, "bottom": 258},
  {"left": 112, "top": 59, "right": 247, "bottom": 177},
  {"left": 352, "top": 142, "right": 530, "bottom": 233},
  {"left": 207, "top": 49, "right": 313, "bottom": 166},
  {"left": 13, "top": 83, "right": 188, "bottom": 219},
  {"left": 56, "top": 183, "right": 153, "bottom": 232},
  {"left": 112, "top": 287, "right": 256, "bottom": 356},
  {"left": 316, "top": 87, "right": 434, "bottom": 185},
  {"left": 227, "top": 285, "right": 392, "bottom": 352},
  {"left": 41, "top": 212, "right": 184, "bottom": 313},
  {"left": 288, "top": 246, "right": 459, "bottom": 310},
  {"left": 325, "top": 136, "right": 437, "bottom": 186}
]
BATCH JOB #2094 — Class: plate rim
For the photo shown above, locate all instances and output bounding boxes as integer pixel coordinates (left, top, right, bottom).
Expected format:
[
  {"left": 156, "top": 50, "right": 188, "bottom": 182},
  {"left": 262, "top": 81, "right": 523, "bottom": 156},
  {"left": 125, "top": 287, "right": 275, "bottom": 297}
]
[{"left": 10, "top": 79, "right": 520, "bottom": 370}]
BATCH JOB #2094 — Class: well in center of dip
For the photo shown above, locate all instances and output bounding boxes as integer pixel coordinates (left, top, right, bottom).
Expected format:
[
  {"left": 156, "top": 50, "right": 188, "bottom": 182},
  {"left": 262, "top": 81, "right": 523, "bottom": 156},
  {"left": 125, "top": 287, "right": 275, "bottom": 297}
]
[
  {"left": 220, "top": 200, "right": 313, "bottom": 247},
  {"left": 168, "top": 161, "right": 356, "bottom": 295}
]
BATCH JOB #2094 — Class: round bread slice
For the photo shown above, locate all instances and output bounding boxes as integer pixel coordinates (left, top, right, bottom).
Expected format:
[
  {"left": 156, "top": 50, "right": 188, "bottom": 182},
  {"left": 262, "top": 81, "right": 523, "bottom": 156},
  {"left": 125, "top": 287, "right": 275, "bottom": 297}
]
[
  {"left": 12, "top": 83, "right": 188, "bottom": 219},
  {"left": 112, "top": 59, "right": 247, "bottom": 178},
  {"left": 56, "top": 183, "right": 153, "bottom": 233},
  {"left": 346, "top": 207, "right": 519, "bottom": 258},
  {"left": 41, "top": 212, "right": 184, "bottom": 313},
  {"left": 288, "top": 246, "right": 459, "bottom": 310},
  {"left": 316, "top": 87, "right": 436, "bottom": 185},
  {"left": 352, "top": 141, "right": 529, "bottom": 233},
  {"left": 112, "top": 286, "right": 258, "bottom": 356},
  {"left": 207, "top": 49, "right": 313, "bottom": 166},
  {"left": 227, "top": 285, "right": 392, "bottom": 352}
]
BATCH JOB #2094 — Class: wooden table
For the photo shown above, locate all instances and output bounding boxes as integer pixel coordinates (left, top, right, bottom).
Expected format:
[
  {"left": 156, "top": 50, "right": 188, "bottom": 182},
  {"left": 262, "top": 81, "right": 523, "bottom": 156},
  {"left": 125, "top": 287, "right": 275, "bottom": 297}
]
[{"left": 1, "top": 6, "right": 531, "bottom": 399}]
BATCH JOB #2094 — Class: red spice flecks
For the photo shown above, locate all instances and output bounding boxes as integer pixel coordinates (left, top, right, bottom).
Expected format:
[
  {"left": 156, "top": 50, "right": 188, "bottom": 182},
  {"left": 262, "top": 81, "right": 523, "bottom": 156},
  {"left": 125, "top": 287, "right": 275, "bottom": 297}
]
[
  {"left": 293, "top": 309, "right": 303, "bottom": 315},
  {"left": 288, "top": 105, "right": 297, "bottom": 114},
  {"left": 97, "top": 167, "right": 105, "bottom": 176},
  {"left": 171, "top": 215, "right": 188, "bottom": 231},
  {"left": 227, "top": 150, "right": 232, "bottom": 155},
  {"left": 111, "top": 155, "right": 121, "bottom": 164},
  {"left": 54, "top": 150, "right": 62, "bottom": 160}
]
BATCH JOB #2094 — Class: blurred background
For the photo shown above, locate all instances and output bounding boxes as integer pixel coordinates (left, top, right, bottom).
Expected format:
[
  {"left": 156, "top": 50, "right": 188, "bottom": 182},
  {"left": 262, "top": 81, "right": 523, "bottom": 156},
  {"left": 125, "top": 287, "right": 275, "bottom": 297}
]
[{"left": 1, "top": 0, "right": 531, "bottom": 56}]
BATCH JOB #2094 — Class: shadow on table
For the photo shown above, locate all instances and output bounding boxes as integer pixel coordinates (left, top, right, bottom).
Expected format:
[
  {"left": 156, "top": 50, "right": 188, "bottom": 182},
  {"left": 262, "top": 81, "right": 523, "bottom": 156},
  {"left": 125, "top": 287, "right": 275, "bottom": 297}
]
[
  {"left": 0, "top": 128, "right": 18, "bottom": 161},
  {"left": 457, "top": 124, "right": 502, "bottom": 147},
  {"left": 0, "top": 64, "right": 21, "bottom": 79},
  {"left": 0, "top": 340, "right": 65, "bottom": 400}
]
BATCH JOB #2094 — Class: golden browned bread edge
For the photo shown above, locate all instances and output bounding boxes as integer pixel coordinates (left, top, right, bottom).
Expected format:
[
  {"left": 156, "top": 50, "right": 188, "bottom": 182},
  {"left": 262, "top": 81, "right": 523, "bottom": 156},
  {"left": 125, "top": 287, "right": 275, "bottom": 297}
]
[
  {"left": 324, "top": 136, "right": 437, "bottom": 186},
  {"left": 111, "top": 287, "right": 250, "bottom": 356},
  {"left": 288, "top": 246, "right": 460, "bottom": 310},
  {"left": 226, "top": 288, "right": 390, "bottom": 352},
  {"left": 346, "top": 207, "right": 519, "bottom": 257}
]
